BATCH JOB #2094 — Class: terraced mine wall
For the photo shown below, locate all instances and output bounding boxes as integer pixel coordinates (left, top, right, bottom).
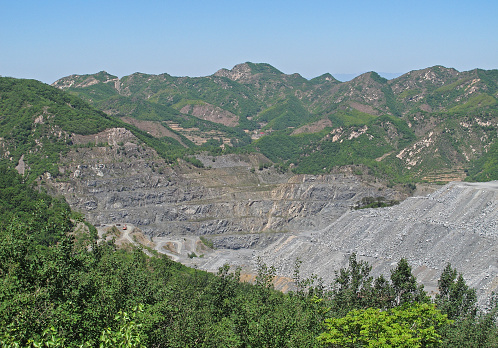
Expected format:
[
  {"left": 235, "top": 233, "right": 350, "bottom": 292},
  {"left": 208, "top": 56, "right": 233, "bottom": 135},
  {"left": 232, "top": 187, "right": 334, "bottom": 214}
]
[{"left": 49, "top": 134, "right": 403, "bottom": 239}]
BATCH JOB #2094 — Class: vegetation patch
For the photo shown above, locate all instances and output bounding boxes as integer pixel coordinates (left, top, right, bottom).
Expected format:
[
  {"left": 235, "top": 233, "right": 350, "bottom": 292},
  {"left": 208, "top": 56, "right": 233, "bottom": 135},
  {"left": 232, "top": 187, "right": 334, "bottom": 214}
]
[
  {"left": 199, "top": 235, "right": 214, "bottom": 249},
  {"left": 352, "top": 196, "right": 400, "bottom": 210}
]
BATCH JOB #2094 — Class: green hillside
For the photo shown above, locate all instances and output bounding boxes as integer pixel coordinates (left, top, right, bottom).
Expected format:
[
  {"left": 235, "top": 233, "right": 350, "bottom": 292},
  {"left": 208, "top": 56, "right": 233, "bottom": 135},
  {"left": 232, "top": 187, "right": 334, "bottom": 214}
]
[
  {"left": 466, "top": 138, "right": 498, "bottom": 181},
  {"left": 0, "top": 77, "right": 200, "bottom": 180},
  {"left": 0, "top": 77, "right": 119, "bottom": 180},
  {"left": 49, "top": 63, "right": 498, "bottom": 183}
]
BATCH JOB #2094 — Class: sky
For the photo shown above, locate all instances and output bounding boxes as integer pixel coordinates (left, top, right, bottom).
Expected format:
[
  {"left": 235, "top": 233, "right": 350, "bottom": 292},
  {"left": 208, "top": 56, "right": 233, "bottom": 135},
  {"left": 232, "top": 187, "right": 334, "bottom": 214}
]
[{"left": 1, "top": 0, "right": 497, "bottom": 84}]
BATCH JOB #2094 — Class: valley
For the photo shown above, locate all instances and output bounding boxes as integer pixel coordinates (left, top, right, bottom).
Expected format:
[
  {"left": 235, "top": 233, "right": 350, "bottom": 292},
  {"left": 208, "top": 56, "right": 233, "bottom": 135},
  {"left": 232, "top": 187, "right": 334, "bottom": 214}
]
[
  {"left": 43, "top": 126, "right": 497, "bottom": 304},
  {"left": 1, "top": 65, "right": 497, "bottom": 305}
]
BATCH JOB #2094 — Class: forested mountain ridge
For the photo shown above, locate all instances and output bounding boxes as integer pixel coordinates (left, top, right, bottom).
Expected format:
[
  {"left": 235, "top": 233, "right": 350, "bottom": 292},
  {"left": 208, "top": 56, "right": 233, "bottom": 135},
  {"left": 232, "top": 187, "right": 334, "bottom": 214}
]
[
  {"left": 53, "top": 63, "right": 498, "bottom": 182},
  {"left": 0, "top": 77, "right": 203, "bottom": 181}
]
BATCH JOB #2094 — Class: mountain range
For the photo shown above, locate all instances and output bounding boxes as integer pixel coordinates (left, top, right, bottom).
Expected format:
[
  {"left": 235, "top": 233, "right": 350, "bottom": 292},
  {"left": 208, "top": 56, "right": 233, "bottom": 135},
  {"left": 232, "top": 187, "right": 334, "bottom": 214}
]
[{"left": 50, "top": 62, "right": 498, "bottom": 183}]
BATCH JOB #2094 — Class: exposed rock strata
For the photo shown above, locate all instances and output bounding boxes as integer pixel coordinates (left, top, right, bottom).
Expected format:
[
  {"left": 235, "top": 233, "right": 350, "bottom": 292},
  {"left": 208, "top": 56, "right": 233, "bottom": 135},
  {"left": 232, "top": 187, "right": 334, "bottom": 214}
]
[
  {"left": 49, "top": 129, "right": 402, "bottom": 241},
  {"left": 179, "top": 103, "right": 239, "bottom": 127}
]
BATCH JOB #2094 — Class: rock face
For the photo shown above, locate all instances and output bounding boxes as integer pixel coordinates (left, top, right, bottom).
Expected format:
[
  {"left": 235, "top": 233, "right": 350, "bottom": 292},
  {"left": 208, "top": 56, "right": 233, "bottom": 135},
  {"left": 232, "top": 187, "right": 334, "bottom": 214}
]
[
  {"left": 179, "top": 103, "right": 239, "bottom": 127},
  {"left": 50, "top": 131, "right": 402, "bottom": 239},
  {"left": 253, "top": 181, "right": 498, "bottom": 304}
]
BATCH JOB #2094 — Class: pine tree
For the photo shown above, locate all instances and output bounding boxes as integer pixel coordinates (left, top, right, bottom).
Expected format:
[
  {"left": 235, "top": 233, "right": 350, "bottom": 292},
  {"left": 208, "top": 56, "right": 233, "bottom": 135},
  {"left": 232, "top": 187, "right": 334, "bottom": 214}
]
[
  {"left": 390, "top": 258, "right": 428, "bottom": 306},
  {"left": 436, "top": 263, "right": 477, "bottom": 320}
]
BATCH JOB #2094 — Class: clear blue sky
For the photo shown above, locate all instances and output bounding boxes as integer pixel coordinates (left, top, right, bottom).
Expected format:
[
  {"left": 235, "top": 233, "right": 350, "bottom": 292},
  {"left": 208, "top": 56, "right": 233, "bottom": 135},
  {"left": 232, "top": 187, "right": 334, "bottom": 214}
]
[{"left": 1, "top": 0, "right": 497, "bottom": 83}]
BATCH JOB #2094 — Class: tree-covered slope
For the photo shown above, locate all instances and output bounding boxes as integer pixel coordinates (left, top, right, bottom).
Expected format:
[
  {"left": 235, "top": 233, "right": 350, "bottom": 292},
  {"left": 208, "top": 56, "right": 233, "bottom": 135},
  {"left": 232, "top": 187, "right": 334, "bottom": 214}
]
[
  {"left": 0, "top": 77, "right": 120, "bottom": 180},
  {"left": 0, "top": 77, "right": 199, "bottom": 181},
  {"left": 466, "top": 138, "right": 498, "bottom": 181}
]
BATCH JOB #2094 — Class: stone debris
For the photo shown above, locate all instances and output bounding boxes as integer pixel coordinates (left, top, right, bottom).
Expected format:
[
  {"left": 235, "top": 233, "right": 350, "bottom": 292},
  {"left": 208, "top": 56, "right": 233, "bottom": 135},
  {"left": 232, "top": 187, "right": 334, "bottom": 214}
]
[
  {"left": 189, "top": 181, "right": 497, "bottom": 305},
  {"left": 252, "top": 181, "right": 498, "bottom": 304}
]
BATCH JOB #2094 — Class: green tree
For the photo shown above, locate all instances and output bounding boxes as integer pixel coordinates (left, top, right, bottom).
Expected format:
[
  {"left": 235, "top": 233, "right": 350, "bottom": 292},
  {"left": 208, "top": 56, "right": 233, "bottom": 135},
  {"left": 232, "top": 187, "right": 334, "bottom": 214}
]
[
  {"left": 390, "top": 258, "right": 428, "bottom": 306},
  {"left": 371, "top": 274, "right": 394, "bottom": 309},
  {"left": 439, "top": 294, "right": 498, "bottom": 347},
  {"left": 435, "top": 263, "right": 477, "bottom": 320},
  {"left": 98, "top": 305, "right": 146, "bottom": 348},
  {"left": 318, "top": 303, "right": 452, "bottom": 347},
  {"left": 330, "top": 253, "right": 375, "bottom": 314}
]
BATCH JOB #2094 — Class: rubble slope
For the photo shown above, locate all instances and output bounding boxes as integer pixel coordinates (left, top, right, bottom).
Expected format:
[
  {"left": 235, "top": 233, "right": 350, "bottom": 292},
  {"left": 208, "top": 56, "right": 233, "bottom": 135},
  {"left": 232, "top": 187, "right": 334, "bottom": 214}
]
[{"left": 254, "top": 181, "right": 498, "bottom": 303}]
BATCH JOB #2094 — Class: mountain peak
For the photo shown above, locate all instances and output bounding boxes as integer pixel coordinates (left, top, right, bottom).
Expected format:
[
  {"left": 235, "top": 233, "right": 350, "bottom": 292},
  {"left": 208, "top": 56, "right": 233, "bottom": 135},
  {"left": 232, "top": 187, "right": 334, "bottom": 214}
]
[
  {"left": 52, "top": 71, "right": 118, "bottom": 89},
  {"left": 214, "top": 62, "right": 283, "bottom": 81},
  {"left": 395, "top": 65, "right": 459, "bottom": 80},
  {"left": 348, "top": 71, "right": 388, "bottom": 85},
  {"left": 310, "top": 73, "right": 339, "bottom": 84}
]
